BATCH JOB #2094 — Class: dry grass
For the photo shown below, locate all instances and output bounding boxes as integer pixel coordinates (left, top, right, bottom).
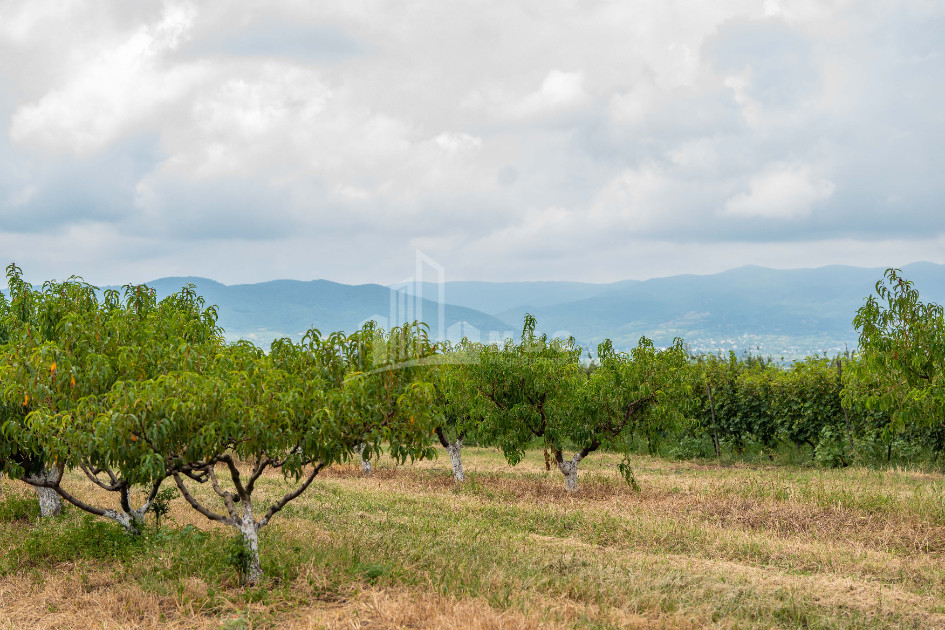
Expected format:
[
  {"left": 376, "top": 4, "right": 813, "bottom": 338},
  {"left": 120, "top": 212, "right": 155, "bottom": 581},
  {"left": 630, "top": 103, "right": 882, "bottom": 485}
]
[{"left": 2, "top": 449, "right": 944, "bottom": 629}]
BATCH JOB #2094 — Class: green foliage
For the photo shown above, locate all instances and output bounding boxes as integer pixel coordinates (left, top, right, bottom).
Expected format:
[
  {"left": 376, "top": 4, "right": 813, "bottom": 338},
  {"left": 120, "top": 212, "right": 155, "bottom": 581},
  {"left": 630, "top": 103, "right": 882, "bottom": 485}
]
[
  {"left": 150, "top": 487, "right": 177, "bottom": 529},
  {"left": 430, "top": 339, "right": 491, "bottom": 446},
  {"left": 5, "top": 261, "right": 945, "bottom": 599},
  {"left": 617, "top": 456, "right": 640, "bottom": 492},
  {"left": 584, "top": 337, "right": 692, "bottom": 456},
  {"left": 847, "top": 268, "right": 945, "bottom": 437},
  {"left": 470, "top": 314, "right": 584, "bottom": 465},
  {"left": 0, "top": 265, "right": 446, "bottom": 582},
  {"left": 692, "top": 352, "right": 858, "bottom": 465},
  {"left": 813, "top": 426, "right": 849, "bottom": 468},
  {"left": 772, "top": 357, "right": 846, "bottom": 452},
  {"left": 0, "top": 263, "right": 225, "bottom": 530},
  {"left": 226, "top": 534, "right": 255, "bottom": 580}
]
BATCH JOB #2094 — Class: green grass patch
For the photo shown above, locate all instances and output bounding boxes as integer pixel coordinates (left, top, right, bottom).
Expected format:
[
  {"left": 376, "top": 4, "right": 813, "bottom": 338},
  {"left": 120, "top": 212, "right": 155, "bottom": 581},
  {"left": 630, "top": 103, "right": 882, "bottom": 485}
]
[
  {"left": 0, "top": 490, "right": 40, "bottom": 523},
  {"left": 2, "top": 451, "right": 944, "bottom": 628}
]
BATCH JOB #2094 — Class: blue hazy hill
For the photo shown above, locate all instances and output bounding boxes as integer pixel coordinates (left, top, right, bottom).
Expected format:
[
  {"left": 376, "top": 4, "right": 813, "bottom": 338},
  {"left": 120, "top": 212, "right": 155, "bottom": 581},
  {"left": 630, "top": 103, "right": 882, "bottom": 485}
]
[{"left": 97, "top": 262, "right": 945, "bottom": 357}]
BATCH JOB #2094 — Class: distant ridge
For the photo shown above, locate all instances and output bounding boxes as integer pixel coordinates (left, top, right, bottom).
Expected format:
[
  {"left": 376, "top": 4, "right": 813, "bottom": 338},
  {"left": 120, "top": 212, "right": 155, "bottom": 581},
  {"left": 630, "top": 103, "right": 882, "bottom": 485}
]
[
  {"left": 108, "top": 262, "right": 944, "bottom": 358},
  {"left": 131, "top": 276, "right": 513, "bottom": 350}
]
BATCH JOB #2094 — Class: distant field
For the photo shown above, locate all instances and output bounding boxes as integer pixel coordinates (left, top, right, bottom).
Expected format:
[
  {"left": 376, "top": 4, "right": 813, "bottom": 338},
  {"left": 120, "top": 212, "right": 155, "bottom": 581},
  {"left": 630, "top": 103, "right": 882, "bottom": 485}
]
[{"left": 2, "top": 448, "right": 944, "bottom": 629}]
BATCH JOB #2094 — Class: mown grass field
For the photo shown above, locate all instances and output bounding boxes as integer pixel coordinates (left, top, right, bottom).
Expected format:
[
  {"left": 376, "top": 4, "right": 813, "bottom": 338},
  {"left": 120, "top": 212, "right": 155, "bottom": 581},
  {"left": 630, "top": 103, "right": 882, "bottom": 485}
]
[{"left": 2, "top": 448, "right": 945, "bottom": 629}]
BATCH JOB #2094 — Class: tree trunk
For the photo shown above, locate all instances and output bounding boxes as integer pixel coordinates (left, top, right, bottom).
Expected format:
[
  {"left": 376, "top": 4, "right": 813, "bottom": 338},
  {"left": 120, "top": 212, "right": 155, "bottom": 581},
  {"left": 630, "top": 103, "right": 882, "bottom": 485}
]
[
  {"left": 102, "top": 509, "right": 141, "bottom": 534},
  {"left": 555, "top": 451, "right": 585, "bottom": 493},
  {"left": 32, "top": 469, "right": 62, "bottom": 518},
  {"left": 358, "top": 443, "right": 372, "bottom": 474},
  {"left": 706, "top": 383, "right": 721, "bottom": 457},
  {"left": 446, "top": 438, "right": 465, "bottom": 482},
  {"left": 237, "top": 503, "right": 263, "bottom": 586},
  {"left": 837, "top": 358, "right": 856, "bottom": 458}
]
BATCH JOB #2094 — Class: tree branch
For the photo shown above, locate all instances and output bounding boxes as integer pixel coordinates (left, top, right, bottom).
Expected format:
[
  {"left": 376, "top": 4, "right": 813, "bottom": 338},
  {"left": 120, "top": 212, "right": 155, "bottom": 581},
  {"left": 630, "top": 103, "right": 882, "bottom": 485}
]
[
  {"left": 173, "top": 473, "right": 230, "bottom": 524},
  {"left": 622, "top": 393, "right": 656, "bottom": 427},
  {"left": 79, "top": 463, "right": 122, "bottom": 491},
  {"left": 208, "top": 467, "right": 239, "bottom": 518},
  {"left": 53, "top": 482, "right": 109, "bottom": 518},
  {"left": 576, "top": 440, "right": 601, "bottom": 462},
  {"left": 434, "top": 426, "right": 451, "bottom": 448},
  {"left": 118, "top": 482, "right": 133, "bottom": 516},
  {"left": 259, "top": 463, "right": 324, "bottom": 528},
  {"left": 245, "top": 457, "right": 271, "bottom": 496}
]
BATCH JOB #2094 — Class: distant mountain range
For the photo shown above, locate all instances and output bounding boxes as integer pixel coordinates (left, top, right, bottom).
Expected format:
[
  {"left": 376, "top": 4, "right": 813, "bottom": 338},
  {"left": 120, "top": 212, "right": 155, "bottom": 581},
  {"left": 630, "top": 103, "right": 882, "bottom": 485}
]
[{"left": 127, "top": 262, "right": 944, "bottom": 359}]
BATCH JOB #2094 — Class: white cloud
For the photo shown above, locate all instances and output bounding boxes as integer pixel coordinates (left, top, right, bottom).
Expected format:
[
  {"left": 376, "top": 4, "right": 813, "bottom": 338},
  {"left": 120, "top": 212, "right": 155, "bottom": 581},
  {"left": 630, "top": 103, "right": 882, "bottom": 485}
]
[
  {"left": 0, "top": 0, "right": 85, "bottom": 44},
  {"left": 0, "top": 0, "right": 943, "bottom": 285},
  {"left": 5, "top": 185, "right": 35, "bottom": 207},
  {"left": 434, "top": 132, "right": 482, "bottom": 154},
  {"left": 609, "top": 82, "right": 661, "bottom": 126},
  {"left": 762, "top": 0, "right": 852, "bottom": 24},
  {"left": 723, "top": 164, "right": 836, "bottom": 219},
  {"left": 515, "top": 70, "right": 589, "bottom": 116},
  {"left": 9, "top": 3, "right": 204, "bottom": 155},
  {"left": 592, "top": 165, "right": 674, "bottom": 230},
  {"left": 668, "top": 139, "right": 719, "bottom": 169},
  {"left": 468, "top": 69, "right": 590, "bottom": 121}
]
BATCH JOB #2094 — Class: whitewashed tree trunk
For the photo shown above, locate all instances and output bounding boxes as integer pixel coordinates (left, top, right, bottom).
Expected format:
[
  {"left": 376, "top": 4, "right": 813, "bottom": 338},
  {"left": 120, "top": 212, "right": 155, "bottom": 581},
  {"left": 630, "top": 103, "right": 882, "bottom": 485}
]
[
  {"left": 103, "top": 498, "right": 151, "bottom": 535},
  {"left": 31, "top": 469, "right": 63, "bottom": 517},
  {"left": 446, "top": 438, "right": 465, "bottom": 482},
  {"left": 238, "top": 502, "right": 263, "bottom": 585},
  {"left": 358, "top": 443, "right": 372, "bottom": 474},
  {"left": 556, "top": 452, "right": 585, "bottom": 493}
]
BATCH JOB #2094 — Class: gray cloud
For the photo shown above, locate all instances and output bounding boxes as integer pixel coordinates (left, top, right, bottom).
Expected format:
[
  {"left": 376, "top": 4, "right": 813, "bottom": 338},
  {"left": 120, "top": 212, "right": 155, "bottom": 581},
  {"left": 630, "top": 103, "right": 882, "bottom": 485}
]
[
  {"left": 704, "top": 19, "right": 820, "bottom": 110},
  {"left": 177, "top": 15, "right": 364, "bottom": 62}
]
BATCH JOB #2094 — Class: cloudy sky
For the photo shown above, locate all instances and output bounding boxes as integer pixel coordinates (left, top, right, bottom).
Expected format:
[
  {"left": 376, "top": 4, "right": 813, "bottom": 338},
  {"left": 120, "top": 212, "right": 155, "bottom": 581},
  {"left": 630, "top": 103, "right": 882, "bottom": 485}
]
[{"left": 1, "top": 0, "right": 943, "bottom": 286}]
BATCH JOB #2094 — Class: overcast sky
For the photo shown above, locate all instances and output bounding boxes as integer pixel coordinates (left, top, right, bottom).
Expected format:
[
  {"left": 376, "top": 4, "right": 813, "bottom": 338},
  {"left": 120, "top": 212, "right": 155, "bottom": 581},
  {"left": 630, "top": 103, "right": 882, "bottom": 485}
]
[{"left": 1, "top": 0, "right": 943, "bottom": 286}]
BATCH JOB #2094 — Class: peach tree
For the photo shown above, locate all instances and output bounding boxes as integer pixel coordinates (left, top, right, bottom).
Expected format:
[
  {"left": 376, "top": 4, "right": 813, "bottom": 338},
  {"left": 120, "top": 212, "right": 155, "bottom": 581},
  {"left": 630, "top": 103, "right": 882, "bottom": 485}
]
[
  {"left": 471, "top": 315, "right": 587, "bottom": 491},
  {"left": 430, "top": 339, "right": 491, "bottom": 482},
  {"left": 105, "top": 323, "right": 437, "bottom": 584},
  {"left": 0, "top": 265, "right": 224, "bottom": 529},
  {"left": 581, "top": 337, "right": 691, "bottom": 491},
  {"left": 846, "top": 269, "right": 945, "bottom": 441}
]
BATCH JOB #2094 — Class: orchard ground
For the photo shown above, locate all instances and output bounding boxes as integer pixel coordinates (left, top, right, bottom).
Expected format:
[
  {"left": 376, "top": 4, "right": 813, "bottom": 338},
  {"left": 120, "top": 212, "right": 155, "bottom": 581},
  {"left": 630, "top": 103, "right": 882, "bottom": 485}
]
[{"left": 2, "top": 448, "right": 945, "bottom": 629}]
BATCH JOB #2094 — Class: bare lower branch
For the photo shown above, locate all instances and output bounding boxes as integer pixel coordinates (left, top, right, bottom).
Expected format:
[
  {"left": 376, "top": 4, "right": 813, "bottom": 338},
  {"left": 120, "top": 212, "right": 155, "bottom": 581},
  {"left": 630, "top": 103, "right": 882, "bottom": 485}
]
[
  {"left": 221, "top": 455, "right": 248, "bottom": 501},
  {"left": 173, "top": 473, "right": 230, "bottom": 524},
  {"left": 259, "top": 462, "right": 324, "bottom": 528},
  {"left": 52, "top": 482, "right": 109, "bottom": 518},
  {"left": 140, "top": 478, "right": 164, "bottom": 513},
  {"left": 245, "top": 457, "right": 271, "bottom": 495},
  {"left": 577, "top": 440, "right": 601, "bottom": 461},
  {"left": 22, "top": 463, "right": 64, "bottom": 489},
  {"left": 208, "top": 468, "right": 239, "bottom": 518},
  {"left": 178, "top": 468, "right": 209, "bottom": 483},
  {"left": 434, "top": 426, "right": 451, "bottom": 448},
  {"left": 553, "top": 448, "right": 564, "bottom": 465},
  {"left": 118, "top": 482, "right": 134, "bottom": 515}
]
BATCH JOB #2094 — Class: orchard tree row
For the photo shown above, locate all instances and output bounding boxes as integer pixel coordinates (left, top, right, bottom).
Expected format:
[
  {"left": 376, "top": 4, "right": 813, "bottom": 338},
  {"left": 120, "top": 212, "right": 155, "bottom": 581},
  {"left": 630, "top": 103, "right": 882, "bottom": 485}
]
[
  {"left": 433, "top": 269, "right": 944, "bottom": 476},
  {"left": 0, "top": 264, "right": 437, "bottom": 583},
  {"left": 683, "top": 269, "right": 943, "bottom": 466},
  {"left": 1, "top": 265, "right": 942, "bottom": 584}
]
